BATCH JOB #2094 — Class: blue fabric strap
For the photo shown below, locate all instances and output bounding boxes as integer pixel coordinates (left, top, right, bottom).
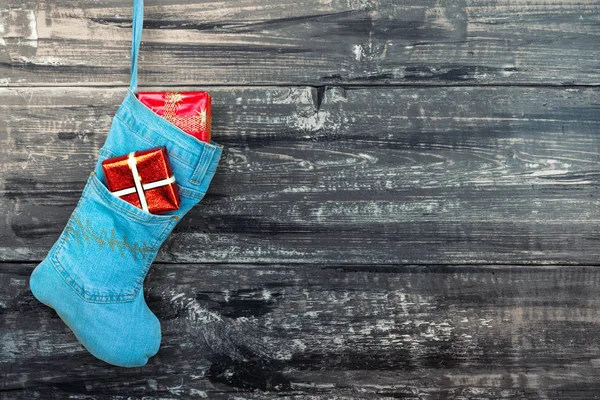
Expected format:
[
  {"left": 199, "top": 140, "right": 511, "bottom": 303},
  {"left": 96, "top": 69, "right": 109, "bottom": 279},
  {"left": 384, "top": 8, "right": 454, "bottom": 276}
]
[{"left": 129, "top": 0, "right": 144, "bottom": 92}]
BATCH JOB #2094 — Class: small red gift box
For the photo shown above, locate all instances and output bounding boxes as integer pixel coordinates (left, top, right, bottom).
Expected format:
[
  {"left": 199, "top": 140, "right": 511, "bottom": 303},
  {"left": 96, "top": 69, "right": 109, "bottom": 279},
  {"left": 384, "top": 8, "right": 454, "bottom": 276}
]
[
  {"left": 137, "top": 91, "right": 212, "bottom": 143},
  {"left": 102, "top": 147, "right": 180, "bottom": 214}
]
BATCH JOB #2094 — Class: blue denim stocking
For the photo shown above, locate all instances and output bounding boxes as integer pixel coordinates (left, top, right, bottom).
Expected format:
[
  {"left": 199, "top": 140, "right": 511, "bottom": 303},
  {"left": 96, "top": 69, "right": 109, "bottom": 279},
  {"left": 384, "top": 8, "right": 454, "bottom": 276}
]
[{"left": 29, "top": 0, "right": 223, "bottom": 367}]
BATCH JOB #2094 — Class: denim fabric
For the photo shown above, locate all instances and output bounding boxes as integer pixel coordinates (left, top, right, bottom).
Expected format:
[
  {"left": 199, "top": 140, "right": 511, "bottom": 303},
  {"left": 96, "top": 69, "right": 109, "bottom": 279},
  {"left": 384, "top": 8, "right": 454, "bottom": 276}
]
[
  {"left": 30, "top": 89, "right": 223, "bottom": 367},
  {"left": 29, "top": 0, "right": 223, "bottom": 367}
]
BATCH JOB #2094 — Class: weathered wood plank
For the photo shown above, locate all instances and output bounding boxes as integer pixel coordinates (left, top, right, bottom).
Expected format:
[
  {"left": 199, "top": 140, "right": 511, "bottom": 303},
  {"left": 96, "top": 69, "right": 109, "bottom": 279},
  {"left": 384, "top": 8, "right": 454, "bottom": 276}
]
[
  {"left": 1, "top": 0, "right": 599, "bottom": 86},
  {"left": 3, "top": 263, "right": 600, "bottom": 398},
  {"left": 2, "top": 86, "right": 600, "bottom": 264}
]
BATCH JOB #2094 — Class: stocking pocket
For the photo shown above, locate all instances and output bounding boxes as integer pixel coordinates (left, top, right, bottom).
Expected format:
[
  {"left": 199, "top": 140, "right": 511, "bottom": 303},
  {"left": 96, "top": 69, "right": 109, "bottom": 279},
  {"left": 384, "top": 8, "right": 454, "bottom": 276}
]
[{"left": 51, "top": 172, "right": 177, "bottom": 303}]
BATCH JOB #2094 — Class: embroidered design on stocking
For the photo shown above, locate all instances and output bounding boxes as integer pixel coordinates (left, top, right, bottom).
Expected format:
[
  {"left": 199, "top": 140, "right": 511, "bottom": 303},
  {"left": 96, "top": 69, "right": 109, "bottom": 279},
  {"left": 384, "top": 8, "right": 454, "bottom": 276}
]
[{"left": 64, "top": 215, "right": 155, "bottom": 260}]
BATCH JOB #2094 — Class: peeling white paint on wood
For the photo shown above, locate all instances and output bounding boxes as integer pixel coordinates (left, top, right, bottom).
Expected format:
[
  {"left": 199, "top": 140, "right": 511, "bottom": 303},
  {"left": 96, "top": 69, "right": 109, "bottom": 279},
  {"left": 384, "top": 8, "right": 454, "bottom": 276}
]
[
  {"left": 1, "top": 0, "right": 599, "bottom": 86},
  {"left": 4, "top": 263, "right": 600, "bottom": 397},
  {"left": 1, "top": 86, "right": 599, "bottom": 265}
]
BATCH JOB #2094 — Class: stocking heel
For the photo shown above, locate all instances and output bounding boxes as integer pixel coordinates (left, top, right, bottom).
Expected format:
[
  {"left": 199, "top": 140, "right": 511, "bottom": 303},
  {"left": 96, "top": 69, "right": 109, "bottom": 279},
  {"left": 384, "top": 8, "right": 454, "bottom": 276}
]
[{"left": 30, "top": 259, "right": 56, "bottom": 309}]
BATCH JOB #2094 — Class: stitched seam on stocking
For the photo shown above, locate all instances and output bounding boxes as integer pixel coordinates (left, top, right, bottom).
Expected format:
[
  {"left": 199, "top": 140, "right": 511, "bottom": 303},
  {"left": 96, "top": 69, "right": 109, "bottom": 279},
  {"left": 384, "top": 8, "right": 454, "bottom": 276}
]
[
  {"left": 113, "top": 114, "right": 194, "bottom": 168},
  {"left": 108, "top": 117, "right": 211, "bottom": 201},
  {"left": 190, "top": 145, "right": 212, "bottom": 185},
  {"left": 118, "top": 93, "right": 224, "bottom": 156},
  {"left": 50, "top": 176, "right": 170, "bottom": 303},
  {"left": 90, "top": 173, "right": 175, "bottom": 225},
  {"left": 131, "top": 217, "right": 179, "bottom": 291},
  {"left": 127, "top": 214, "right": 177, "bottom": 296}
]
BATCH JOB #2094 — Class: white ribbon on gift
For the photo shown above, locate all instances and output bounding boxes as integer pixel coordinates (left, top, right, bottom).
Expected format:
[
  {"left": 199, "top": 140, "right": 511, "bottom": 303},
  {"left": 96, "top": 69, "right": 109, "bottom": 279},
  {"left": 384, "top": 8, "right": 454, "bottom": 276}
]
[{"left": 110, "top": 152, "right": 176, "bottom": 213}]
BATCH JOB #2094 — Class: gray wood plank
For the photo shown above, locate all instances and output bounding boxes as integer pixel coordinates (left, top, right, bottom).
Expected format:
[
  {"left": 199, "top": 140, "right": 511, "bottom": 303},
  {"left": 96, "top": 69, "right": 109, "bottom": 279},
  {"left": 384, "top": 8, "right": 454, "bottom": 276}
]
[
  {"left": 2, "top": 86, "right": 600, "bottom": 265},
  {"left": 1, "top": 0, "right": 599, "bottom": 86},
  {"left": 3, "top": 263, "right": 600, "bottom": 399}
]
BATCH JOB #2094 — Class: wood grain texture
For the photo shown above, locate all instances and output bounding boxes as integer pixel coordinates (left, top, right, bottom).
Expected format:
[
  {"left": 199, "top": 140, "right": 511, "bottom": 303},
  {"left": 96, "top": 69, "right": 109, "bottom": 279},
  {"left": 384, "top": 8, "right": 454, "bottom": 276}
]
[
  {"left": 2, "top": 0, "right": 600, "bottom": 397},
  {"left": 1, "top": 0, "right": 600, "bottom": 87},
  {"left": 2, "top": 86, "right": 600, "bottom": 265},
  {"left": 3, "top": 263, "right": 600, "bottom": 399}
]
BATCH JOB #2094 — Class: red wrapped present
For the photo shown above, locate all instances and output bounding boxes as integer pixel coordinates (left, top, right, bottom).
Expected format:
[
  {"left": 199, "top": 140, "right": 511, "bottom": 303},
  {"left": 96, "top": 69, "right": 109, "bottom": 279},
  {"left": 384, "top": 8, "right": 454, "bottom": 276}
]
[
  {"left": 101, "top": 146, "right": 180, "bottom": 214},
  {"left": 137, "top": 91, "right": 212, "bottom": 143}
]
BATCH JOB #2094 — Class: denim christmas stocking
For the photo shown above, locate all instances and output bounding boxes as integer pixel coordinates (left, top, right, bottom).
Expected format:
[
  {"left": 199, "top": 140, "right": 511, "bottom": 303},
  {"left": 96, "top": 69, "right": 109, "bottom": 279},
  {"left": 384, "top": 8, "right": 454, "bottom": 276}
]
[{"left": 29, "top": 0, "right": 223, "bottom": 367}]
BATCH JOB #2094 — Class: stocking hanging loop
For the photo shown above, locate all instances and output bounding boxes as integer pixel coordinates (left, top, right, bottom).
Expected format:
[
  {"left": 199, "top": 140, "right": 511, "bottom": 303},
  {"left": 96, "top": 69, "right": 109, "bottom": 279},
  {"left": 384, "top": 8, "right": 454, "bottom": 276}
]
[{"left": 129, "top": 0, "right": 144, "bottom": 92}]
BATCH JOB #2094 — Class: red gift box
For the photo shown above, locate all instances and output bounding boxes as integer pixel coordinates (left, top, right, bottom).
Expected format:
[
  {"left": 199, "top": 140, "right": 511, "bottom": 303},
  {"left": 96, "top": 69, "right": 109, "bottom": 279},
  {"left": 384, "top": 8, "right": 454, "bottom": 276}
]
[
  {"left": 137, "top": 91, "right": 212, "bottom": 143},
  {"left": 101, "top": 147, "right": 180, "bottom": 214}
]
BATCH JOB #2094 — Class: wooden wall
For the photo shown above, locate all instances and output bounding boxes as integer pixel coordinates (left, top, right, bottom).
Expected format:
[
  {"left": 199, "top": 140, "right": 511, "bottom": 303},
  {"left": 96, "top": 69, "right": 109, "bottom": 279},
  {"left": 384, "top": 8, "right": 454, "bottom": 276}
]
[{"left": 1, "top": 0, "right": 600, "bottom": 398}]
